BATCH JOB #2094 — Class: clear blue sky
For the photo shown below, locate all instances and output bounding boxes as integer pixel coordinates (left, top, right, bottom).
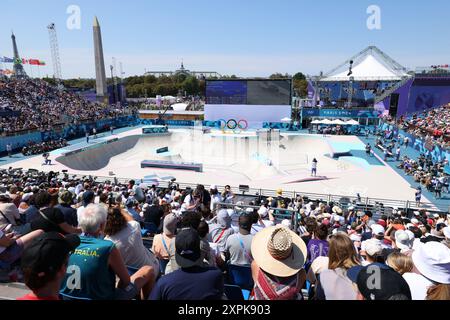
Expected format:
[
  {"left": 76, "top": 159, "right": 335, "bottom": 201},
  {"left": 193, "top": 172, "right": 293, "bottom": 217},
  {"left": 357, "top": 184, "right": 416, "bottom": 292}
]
[{"left": 1, "top": 0, "right": 449, "bottom": 79}]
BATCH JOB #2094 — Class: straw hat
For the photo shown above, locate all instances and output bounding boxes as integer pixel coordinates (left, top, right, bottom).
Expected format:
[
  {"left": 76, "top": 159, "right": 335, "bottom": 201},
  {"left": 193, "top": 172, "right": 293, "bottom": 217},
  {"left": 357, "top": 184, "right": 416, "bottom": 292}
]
[{"left": 251, "top": 226, "right": 307, "bottom": 277}]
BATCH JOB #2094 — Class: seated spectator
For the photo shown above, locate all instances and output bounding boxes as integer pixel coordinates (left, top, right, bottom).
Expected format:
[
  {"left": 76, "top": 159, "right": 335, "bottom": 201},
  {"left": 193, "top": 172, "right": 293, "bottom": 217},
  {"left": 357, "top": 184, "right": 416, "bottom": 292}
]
[
  {"left": 104, "top": 206, "right": 159, "bottom": 278},
  {"left": 347, "top": 263, "right": 412, "bottom": 300},
  {"left": 17, "top": 232, "right": 80, "bottom": 300},
  {"left": 198, "top": 220, "right": 215, "bottom": 267},
  {"left": 143, "top": 198, "right": 164, "bottom": 232},
  {"left": 224, "top": 214, "right": 253, "bottom": 267},
  {"left": 124, "top": 198, "right": 142, "bottom": 223},
  {"left": 151, "top": 213, "right": 178, "bottom": 274},
  {"left": 307, "top": 223, "right": 329, "bottom": 265},
  {"left": 55, "top": 190, "right": 78, "bottom": 227},
  {"left": 251, "top": 226, "right": 307, "bottom": 300},
  {"left": 208, "top": 209, "right": 235, "bottom": 255},
  {"left": 0, "top": 227, "right": 43, "bottom": 267},
  {"left": 0, "top": 194, "right": 30, "bottom": 236},
  {"left": 60, "top": 204, "right": 155, "bottom": 300},
  {"left": 386, "top": 252, "right": 413, "bottom": 275},
  {"left": 31, "top": 191, "right": 81, "bottom": 235},
  {"left": 76, "top": 191, "right": 95, "bottom": 223},
  {"left": 317, "top": 233, "right": 360, "bottom": 300},
  {"left": 149, "top": 228, "right": 224, "bottom": 300}
]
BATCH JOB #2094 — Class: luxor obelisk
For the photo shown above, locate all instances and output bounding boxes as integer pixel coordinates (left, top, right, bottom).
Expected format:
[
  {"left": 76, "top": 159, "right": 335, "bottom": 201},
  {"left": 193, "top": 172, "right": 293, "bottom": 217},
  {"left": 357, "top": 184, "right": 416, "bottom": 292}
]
[{"left": 93, "top": 16, "right": 108, "bottom": 103}]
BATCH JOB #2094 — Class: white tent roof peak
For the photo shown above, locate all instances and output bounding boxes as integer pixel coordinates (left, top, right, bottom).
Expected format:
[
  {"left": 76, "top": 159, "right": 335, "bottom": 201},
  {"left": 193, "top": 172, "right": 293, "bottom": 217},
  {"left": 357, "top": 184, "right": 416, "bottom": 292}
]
[{"left": 320, "top": 46, "right": 411, "bottom": 82}]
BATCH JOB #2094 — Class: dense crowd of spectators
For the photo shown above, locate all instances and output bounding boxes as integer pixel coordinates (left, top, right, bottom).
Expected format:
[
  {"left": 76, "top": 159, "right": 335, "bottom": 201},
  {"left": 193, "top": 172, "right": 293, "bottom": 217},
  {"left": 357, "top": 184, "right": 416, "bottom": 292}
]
[
  {"left": 0, "top": 168, "right": 448, "bottom": 300},
  {"left": 0, "top": 78, "right": 131, "bottom": 135},
  {"left": 21, "top": 139, "right": 68, "bottom": 156},
  {"left": 396, "top": 104, "right": 450, "bottom": 150}
]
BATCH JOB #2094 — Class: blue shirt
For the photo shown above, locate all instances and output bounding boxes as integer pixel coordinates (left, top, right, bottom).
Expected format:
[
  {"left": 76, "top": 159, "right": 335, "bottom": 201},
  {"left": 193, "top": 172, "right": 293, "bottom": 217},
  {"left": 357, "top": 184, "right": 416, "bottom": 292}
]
[{"left": 149, "top": 266, "right": 224, "bottom": 300}]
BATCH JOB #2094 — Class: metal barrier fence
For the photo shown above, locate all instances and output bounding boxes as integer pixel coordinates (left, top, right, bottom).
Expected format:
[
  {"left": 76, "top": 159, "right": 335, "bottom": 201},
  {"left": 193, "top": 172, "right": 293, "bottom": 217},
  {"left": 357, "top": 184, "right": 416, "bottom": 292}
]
[{"left": 61, "top": 172, "right": 448, "bottom": 216}]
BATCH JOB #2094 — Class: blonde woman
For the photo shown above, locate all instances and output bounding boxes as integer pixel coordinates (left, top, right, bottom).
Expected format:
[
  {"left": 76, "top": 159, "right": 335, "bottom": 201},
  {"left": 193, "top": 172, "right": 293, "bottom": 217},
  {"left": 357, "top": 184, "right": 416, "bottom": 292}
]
[{"left": 386, "top": 252, "right": 413, "bottom": 275}]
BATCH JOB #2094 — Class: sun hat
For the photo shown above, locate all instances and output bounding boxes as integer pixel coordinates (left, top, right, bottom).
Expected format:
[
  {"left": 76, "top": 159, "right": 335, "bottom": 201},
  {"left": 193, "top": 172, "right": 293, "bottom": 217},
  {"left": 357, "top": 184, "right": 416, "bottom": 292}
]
[
  {"left": 276, "top": 189, "right": 283, "bottom": 196},
  {"left": 412, "top": 241, "right": 450, "bottom": 284},
  {"left": 251, "top": 226, "right": 307, "bottom": 277},
  {"left": 58, "top": 190, "right": 74, "bottom": 205}
]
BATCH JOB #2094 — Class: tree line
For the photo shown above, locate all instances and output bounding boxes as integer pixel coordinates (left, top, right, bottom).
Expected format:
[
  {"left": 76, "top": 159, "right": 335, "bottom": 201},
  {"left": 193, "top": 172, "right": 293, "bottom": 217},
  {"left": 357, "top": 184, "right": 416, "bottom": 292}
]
[{"left": 42, "top": 72, "right": 308, "bottom": 98}]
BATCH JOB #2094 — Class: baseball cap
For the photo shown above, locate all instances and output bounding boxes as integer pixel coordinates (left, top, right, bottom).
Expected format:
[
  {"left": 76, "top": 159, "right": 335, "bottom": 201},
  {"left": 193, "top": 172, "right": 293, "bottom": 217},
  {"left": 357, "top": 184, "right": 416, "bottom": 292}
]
[
  {"left": 364, "top": 240, "right": 383, "bottom": 257},
  {"left": 163, "top": 213, "right": 178, "bottom": 236},
  {"left": 370, "top": 224, "right": 385, "bottom": 236},
  {"left": 175, "top": 228, "right": 203, "bottom": 268},
  {"left": 21, "top": 232, "right": 80, "bottom": 277},
  {"left": 395, "top": 230, "right": 414, "bottom": 251},
  {"left": 347, "top": 264, "right": 411, "bottom": 300}
]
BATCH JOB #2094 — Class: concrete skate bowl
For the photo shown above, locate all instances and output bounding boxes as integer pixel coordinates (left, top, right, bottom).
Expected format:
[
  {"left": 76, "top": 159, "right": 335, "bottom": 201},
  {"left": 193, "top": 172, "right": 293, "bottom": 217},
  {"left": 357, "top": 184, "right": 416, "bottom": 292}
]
[{"left": 55, "top": 135, "right": 183, "bottom": 171}]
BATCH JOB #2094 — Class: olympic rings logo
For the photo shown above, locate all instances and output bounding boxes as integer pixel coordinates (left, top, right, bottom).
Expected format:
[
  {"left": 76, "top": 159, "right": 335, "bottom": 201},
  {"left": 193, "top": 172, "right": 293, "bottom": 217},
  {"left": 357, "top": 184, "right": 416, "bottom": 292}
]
[{"left": 217, "top": 119, "right": 248, "bottom": 133}]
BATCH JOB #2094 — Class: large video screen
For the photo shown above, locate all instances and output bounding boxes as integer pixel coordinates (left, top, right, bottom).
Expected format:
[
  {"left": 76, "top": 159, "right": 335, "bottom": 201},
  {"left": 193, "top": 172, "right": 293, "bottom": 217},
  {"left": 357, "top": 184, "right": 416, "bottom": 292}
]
[{"left": 206, "top": 80, "right": 291, "bottom": 105}]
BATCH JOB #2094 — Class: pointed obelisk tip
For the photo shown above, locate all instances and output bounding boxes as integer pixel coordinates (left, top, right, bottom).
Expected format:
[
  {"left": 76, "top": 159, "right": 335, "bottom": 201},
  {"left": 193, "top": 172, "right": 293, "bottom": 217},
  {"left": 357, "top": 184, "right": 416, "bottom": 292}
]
[{"left": 93, "top": 16, "right": 100, "bottom": 27}]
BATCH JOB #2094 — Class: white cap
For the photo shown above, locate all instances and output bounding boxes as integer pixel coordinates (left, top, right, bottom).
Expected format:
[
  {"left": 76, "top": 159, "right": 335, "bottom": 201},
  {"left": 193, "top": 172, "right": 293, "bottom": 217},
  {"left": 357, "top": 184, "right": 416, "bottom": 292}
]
[
  {"left": 245, "top": 207, "right": 254, "bottom": 214},
  {"left": 433, "top": 214, "right": 440, "bottom": 218},
  {"left": 370, "top": 224, "right": 385, "bottom": 236},
  {"left": 258, "top": 206, "right": 268, "bottom": 218},
  {"left": 412, "top": 242, "right": 450, "bottom": 284},
  {"left": 280, "top": 219, "right": 292, "bottom": 229},
  {"left": 210, "top": 185, "right": 217, "bottom": 190},
  {"left": 411, "top": 218, "right": 419, "bottom": 225},
  {"left": 413, "top": 211, "right": 420, "bottom": 216},
  {"left": 226, "top": 209, "right": 235, "bottom": 216},
  {"left": 395, "top": 230, "right": 414, "bottom": 251},
  {"left": 350, "top": 233, "right": 361, "bottom": 242},
  {"left": 365, "top": 240, "right": 383, "bottom": 257}
]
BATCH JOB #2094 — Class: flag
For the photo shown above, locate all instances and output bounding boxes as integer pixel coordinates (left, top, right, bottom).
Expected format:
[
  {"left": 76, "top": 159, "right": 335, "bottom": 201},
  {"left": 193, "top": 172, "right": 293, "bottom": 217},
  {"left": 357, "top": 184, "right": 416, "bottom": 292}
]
[
  {"left": 14, "top": 58, "right": 22, "bottom": 64},
  {"left": 1, "top": 57, "right": 14, "bottom": 63},
  {"left": 28, "top": 59, "right": 40, "bottom": 65},
  {"left": 38, "top": 60, "right": 46, "bottom": 66}
]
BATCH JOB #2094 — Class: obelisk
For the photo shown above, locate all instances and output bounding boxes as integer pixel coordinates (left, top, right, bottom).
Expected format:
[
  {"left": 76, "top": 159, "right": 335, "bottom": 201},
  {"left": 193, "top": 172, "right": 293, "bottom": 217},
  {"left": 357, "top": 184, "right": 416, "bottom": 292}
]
[
  {"left": 11, "top": 32, "right": 27, "bottom": 78},
  {"left": 93, "top": 16, "right": 108, "bottom": 103}
]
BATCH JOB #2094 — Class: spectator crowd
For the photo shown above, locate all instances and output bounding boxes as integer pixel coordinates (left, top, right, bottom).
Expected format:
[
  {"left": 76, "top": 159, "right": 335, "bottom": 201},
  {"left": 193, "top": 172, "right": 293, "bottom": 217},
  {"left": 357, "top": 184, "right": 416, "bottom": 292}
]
[
  {"left": 0, "top": 168, "right": 448, "bottom": 301},
  {"left": 395, "top": 104, "right": 450, "bottom": 150},
  {"left": 0, "top": 78, "right": 130, "bottom": 135}
]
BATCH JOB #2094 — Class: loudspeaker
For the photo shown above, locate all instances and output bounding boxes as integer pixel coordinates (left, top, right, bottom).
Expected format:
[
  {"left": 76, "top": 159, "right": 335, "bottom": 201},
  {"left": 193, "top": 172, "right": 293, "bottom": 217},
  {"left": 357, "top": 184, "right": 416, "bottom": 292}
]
[
  {"left": 156, "top": 147, "right": 169, "bottom": 154},
  {"left": 389, "top": 93, "right": 400, "bottom": 117}
]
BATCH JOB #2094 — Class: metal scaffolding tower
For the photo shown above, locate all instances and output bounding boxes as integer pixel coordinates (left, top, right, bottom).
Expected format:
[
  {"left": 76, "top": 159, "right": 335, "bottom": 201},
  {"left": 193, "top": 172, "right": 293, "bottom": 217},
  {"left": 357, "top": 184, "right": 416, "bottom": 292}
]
[{"left": 47, "top": 23, "right": 62, "bottom": 81}]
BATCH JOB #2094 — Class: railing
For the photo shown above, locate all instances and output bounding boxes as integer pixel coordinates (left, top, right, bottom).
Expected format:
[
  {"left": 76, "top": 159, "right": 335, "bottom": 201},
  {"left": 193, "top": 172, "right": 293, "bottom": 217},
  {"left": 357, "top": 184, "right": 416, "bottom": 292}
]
[{"left": 61, "top": 173, "right": 449, "bottom": 215}]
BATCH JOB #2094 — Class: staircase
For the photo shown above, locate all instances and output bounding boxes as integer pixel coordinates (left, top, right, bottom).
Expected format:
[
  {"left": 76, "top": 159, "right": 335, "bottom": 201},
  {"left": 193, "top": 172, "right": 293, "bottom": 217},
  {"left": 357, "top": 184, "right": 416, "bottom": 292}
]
[{"left": 374, "top": 76, "right": 412, "bottom": 104}]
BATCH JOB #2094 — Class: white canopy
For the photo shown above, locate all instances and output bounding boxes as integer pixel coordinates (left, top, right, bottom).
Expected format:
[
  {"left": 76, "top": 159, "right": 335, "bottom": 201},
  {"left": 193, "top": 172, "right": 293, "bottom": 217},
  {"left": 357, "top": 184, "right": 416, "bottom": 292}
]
[
  {"left": 331, "top": 119, "right": 347, "bottom": 125},
  {"left": 280, "top": 117, "right": 291, "bottom": 123},
  {"left": 321, "top": 119, "right": 333, "bottom": 125},
  {"left": 345, "top": 119, "right": 360, "bottom": 125},
  {"left": 311, "top": 120, "right": 322, "bottom": 124},
  {"left": 321, "top": 46, "right": 410, "bottom": 82}
]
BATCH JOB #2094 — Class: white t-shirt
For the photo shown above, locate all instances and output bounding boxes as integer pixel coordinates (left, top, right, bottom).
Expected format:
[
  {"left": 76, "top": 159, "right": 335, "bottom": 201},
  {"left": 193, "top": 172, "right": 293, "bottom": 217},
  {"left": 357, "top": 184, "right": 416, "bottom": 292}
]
[
  {"left": 403, "top": 272, "right": 434, "bottom": 300},
  {"left": 105, "top": 221, "right": 159, "bottom": 277}
]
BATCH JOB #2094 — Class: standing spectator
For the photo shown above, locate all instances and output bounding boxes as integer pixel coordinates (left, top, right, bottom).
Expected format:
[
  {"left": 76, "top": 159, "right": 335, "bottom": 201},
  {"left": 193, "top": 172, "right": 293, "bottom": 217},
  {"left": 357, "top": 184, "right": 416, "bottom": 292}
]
[
  {"left": 6, "top": 143, "right": 12, "bottom": 157},
  {"left": 93, "top": 127, "right": 97, "bottom": 139},
  {"left": 17, "top": 232, "right": 80, "bottom": 300},
  {"left": 110, "top": 125, "right": 114, "bottom": 135},
  {"left": 311, "top": 158, "right": 318, "bottom": 177},
  {"left": 396, "top": 146, "right": 401, "bottom": 161},
  {"left": 415, "top": 187, "right": 422, "bottom": 207},
  {"left": 149, "top": 228, "right": 224, "bottom": 300},
  {"left": 85, "top": 131, "right": 89, "bottom": 144},
  {"left": 251, "top": 226, "right": 307, "bottom": 300}
]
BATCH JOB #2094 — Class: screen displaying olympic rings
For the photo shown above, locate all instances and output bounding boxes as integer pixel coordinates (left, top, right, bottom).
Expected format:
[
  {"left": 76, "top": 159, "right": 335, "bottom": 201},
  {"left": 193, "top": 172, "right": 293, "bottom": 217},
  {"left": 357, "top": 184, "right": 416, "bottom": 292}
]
[{"left": 218, "top": 119, "right": 248, "bottom": 130}]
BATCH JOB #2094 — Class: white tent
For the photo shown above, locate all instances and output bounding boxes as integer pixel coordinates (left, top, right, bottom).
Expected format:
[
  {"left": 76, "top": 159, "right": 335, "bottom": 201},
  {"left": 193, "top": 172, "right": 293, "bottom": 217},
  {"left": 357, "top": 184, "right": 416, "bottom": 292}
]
[
  {"left": 321, "top": 46, "right": 410, "bottom": 82},
  {"left": 280, "top": 117, "right": 291, "bottom": 122},
  {"left": 321, "top": 119, "right": 333, "bottom": 125},
  {"left": 311, "top": 120, "right": 322, "bottom": 124},
  {"left": 332, "top": 119, "right": 347, "bottom": 125}
]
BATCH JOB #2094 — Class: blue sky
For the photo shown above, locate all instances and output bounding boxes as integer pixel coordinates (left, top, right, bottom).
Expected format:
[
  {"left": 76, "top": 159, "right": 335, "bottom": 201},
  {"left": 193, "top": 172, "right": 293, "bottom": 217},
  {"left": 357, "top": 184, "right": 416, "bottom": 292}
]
[{"left": 1, "top": 0, "right": 449, "bottom": 78}]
